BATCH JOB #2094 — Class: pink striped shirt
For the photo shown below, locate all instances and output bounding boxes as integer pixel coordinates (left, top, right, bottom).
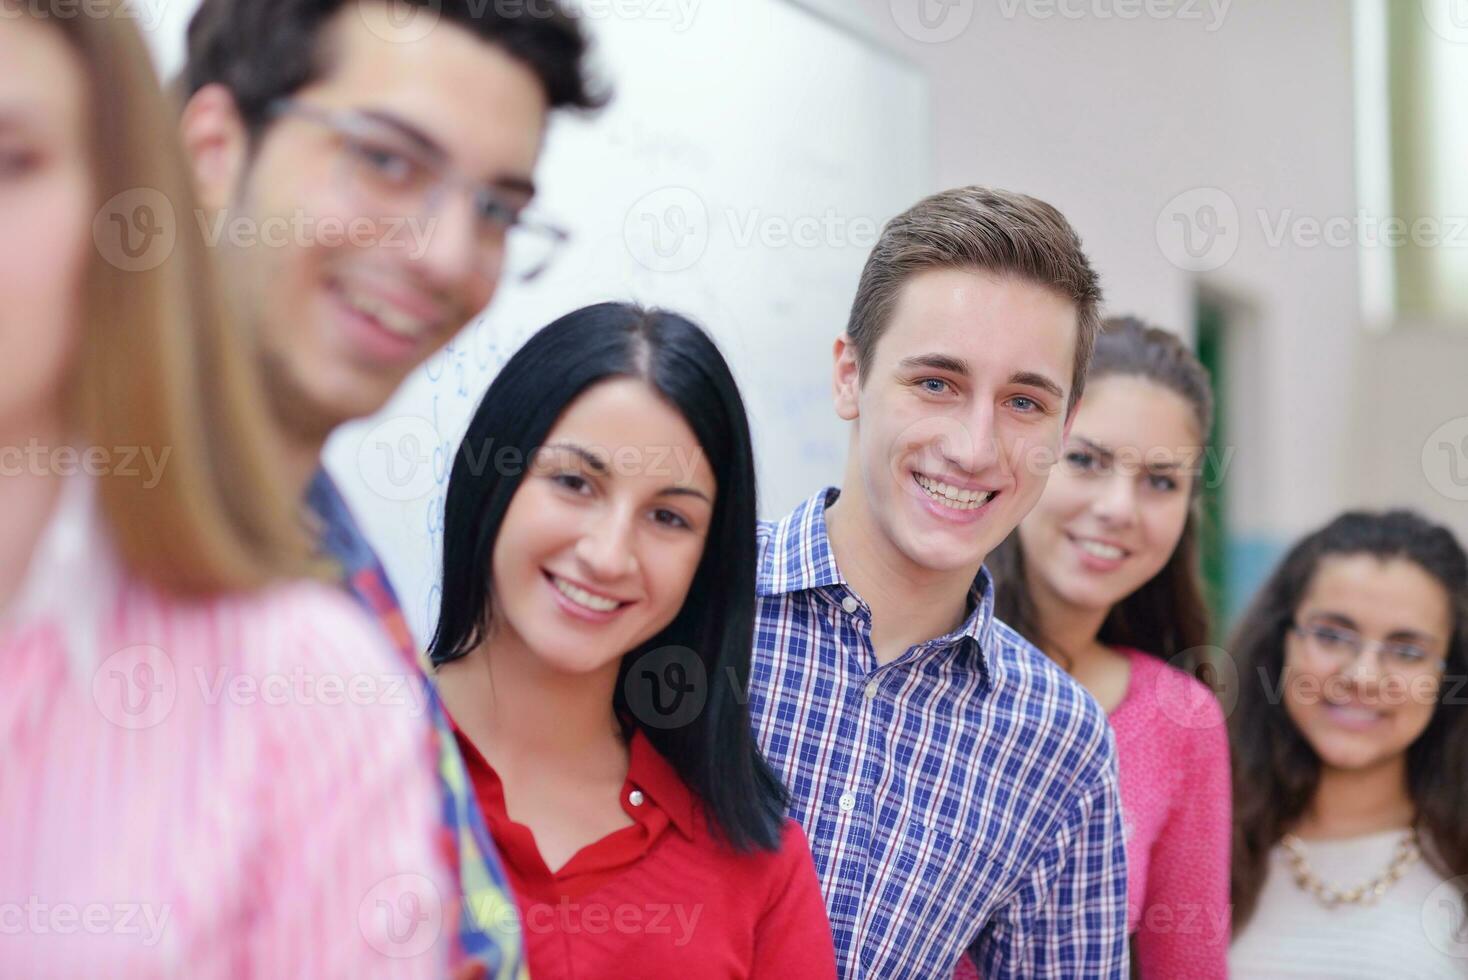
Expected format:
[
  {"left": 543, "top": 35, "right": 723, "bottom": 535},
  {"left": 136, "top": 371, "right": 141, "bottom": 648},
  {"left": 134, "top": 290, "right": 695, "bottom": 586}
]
[{"left": 0, "top": 476, "right": 454, "bottom": 977}]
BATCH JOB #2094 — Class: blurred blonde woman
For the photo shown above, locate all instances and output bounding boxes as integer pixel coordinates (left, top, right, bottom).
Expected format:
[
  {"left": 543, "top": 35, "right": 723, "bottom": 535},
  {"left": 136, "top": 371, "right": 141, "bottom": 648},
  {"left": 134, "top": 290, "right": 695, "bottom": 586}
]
[{"left": 0, "top": 4, "right": 451, "bottom": 974}]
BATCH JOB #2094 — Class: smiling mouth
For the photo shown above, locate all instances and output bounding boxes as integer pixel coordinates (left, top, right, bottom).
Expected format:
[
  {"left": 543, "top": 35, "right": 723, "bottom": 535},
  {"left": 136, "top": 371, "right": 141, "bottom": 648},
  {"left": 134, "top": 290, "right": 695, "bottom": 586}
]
[
  {"left": 1067, "top": 533, "right": 1129, "bottom": 562},
  {"left": 913, "top": 472, "right": 995, "bottom": 511},
  {"left": 544, "top": 571, "right": 630, "bottom": 614},
  {"left": 1324, "top": 701, "right": 1385, "bottom": 726}
]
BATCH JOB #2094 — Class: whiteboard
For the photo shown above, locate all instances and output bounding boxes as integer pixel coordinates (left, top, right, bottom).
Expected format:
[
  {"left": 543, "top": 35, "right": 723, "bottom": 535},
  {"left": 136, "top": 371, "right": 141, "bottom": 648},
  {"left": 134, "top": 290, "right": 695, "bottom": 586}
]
[{"left": 145, "top": 0, "right": 929, "bottom": 645}]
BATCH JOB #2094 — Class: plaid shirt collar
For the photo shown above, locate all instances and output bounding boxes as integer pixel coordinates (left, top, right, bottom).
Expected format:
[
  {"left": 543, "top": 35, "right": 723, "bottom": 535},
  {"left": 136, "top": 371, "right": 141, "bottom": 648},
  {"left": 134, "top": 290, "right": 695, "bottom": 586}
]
[{"left": 757, "top": 486, "right": 998, "bottom": 674}]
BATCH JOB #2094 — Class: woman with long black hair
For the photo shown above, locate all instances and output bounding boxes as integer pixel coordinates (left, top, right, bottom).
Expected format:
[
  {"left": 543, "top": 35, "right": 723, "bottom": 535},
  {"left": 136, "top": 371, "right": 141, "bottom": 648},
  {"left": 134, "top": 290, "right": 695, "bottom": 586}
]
[
  {"left": 1229, "top": 510, "right": 1468, "bottom": 976},
  {"left": 429, "top": 302, "right": 836, "bottom": 979}
]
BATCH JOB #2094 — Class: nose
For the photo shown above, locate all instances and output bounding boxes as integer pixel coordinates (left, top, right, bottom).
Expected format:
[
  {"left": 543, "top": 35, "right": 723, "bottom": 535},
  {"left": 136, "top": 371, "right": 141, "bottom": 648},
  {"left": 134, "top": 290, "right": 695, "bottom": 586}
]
[
  {"left": 1340, "top": 642, "right": 1385, "bottom": 685},
  {"left": 1091, "top": 473, "right": 1139, "bottom": 528},
  {"left": 940, "top": 401, "right": 1000, "bottom": 475},
  {"left": 412, "top": 186, "right": 486, "bottom": 299},
  {"left": 573, "top": 505, "right": 639, "bottom": 582}
]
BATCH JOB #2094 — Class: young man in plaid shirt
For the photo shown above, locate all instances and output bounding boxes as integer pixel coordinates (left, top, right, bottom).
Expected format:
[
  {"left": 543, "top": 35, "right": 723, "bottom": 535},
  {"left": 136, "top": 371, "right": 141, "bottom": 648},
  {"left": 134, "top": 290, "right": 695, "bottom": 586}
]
[{"left": 748, "top": 186, "right": 1129, "bottom": 978}]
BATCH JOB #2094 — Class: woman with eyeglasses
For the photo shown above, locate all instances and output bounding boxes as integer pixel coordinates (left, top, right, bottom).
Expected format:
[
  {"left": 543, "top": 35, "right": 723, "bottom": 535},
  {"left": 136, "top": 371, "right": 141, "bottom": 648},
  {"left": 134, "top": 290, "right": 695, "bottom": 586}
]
[
  {"left": 429, "top": 302, "right": 837, "bottom": 979},
  {"left": 1229, "top": 510, "right": 1468, "bottom": 977}
]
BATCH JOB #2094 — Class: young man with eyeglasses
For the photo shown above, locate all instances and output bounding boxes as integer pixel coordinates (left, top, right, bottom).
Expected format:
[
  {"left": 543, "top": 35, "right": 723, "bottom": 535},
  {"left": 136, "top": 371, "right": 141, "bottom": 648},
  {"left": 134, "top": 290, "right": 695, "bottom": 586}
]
[{"left": 178, "top": 2, "right": 601, "bottom": 976}]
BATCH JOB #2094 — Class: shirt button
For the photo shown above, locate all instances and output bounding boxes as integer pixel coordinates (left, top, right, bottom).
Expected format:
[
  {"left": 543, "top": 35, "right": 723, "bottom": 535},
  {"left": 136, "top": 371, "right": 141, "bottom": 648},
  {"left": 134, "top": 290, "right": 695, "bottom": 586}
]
[
  {"left": 628, "top": 790, "right": 644, "bottom": 807},
  {"left": 838, "top": 792, "right": 856, "bottom": 812},
  {"left": 863, "top": 680, "right": 879, "bottom": 699},
  {"left": 841, "top": 596, "right": 860, "bottom": 614}
]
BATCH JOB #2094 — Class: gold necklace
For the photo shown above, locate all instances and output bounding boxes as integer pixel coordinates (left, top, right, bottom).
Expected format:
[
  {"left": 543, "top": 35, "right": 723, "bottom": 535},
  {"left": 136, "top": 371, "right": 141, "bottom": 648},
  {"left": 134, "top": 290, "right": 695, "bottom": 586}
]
[{"left": 1280, "top": 828, "right": 1421, "bottom": 909}]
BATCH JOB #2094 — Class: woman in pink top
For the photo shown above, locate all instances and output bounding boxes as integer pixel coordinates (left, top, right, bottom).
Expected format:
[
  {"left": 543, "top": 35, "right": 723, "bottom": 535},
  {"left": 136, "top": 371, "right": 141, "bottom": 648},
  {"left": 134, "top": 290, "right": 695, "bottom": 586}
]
[
  {"left": 970, "top": 316, "right": 1232, "bottom": 978},
  {"left": 0, "top": 7, "right": 450, "bottom": 975}
]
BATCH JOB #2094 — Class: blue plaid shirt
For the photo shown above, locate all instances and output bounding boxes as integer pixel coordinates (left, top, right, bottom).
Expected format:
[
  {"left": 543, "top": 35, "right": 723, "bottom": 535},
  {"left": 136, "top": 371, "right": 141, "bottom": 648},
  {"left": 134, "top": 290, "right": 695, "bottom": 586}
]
[{"left": 749, "top": 488, "right": 1128, "bottom": 978}]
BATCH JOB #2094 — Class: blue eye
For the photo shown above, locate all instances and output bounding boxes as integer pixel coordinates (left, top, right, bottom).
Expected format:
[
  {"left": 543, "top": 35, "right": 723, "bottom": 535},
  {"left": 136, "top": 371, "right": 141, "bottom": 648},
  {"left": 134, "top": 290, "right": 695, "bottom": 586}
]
[
  {"left": 918, "top": 378, "right": 951, "bottom": 395},
  {"left": 1065, "top": 450, "right": 1097, "bottom": 471},
  {"left": 1009, "top": 396, "right": 1040, "bottom": 413},
  {"left": 1148, "top": 474, "right": 1179, "bottom": 492}
]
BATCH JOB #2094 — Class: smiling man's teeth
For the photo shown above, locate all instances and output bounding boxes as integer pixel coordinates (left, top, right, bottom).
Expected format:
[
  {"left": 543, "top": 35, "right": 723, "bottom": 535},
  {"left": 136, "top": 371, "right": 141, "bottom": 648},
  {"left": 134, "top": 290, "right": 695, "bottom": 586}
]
[
  {"left": 341, "top": 286, "right": 431, "bottom": 339},
  {"left": 1076, "top": 539, "right": 1124, "bottom": 561},
  {"left": 552, "top": 575, "right": 620, "bottom": 613},
  {"left": 915, "top": 474, "right": 993, "bottom": 510}
]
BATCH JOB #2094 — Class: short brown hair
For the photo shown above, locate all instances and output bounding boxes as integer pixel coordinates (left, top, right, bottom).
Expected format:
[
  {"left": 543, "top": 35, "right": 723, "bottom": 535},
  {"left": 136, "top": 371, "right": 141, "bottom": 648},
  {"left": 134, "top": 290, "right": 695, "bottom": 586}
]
[{"left": 846, "top": 186, "right": 1102, "bottom": 411}]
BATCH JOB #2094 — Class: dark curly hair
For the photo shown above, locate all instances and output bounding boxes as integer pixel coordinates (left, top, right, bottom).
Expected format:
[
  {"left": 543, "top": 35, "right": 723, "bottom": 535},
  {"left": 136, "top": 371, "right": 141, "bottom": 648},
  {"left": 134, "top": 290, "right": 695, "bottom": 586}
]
[
  {"left": 181, "top": 0, "right": 606, "bottom": 137},
  {"left": 1228, "top": 509, "right": 1468, "bottom": 931}
]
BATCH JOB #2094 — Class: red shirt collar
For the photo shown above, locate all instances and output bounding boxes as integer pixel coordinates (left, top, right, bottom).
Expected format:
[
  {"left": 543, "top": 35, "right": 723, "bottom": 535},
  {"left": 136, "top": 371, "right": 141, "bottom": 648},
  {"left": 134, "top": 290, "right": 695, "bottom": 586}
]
[
  {"left": 624, "top": 730, "right": 700, "bottom": 841},
  {"left": 450, "top": 719, "right": 702, "bottom": 844}
]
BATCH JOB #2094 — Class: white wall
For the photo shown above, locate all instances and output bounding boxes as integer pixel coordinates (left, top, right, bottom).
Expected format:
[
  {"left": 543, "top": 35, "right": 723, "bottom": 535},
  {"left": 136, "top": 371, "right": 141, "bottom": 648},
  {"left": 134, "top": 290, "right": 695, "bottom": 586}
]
[{"left": 848, "top": 0, "right": 1365, "bottom": 554}]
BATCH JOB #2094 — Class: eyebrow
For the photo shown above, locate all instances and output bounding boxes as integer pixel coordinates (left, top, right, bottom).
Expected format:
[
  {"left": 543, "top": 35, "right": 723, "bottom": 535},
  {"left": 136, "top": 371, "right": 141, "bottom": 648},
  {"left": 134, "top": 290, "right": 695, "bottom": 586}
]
[
  {"left": 898, "top": 353, "right": 969, "bottom": 375},
  {"left": 658, "top": 486, "right": 713, "bottom": 505},
  {"left": 1071, "top": 436, "right": 1113, "bottom": 462},
  {"left": 544, "top": 442, "right": 608, "bottom": 474},
  {"left": 542, "top": 443, "right": 713, "bottom": 504},
  {"left": 357, "top": 108, "right": 538, "bottom": 198},
  {"left": 1009, "top": 370, "right": 1065, "bottom": 401},
  {"left": 1304, "top": 612, "right": 1438, "bottom": 645}
]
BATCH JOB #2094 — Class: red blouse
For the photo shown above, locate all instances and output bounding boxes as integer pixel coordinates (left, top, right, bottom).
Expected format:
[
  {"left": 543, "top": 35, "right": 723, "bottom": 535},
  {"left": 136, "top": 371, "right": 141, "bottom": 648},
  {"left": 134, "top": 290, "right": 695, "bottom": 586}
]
[{"left": 455, "top": 728, "right": 837, "bottom": 980}]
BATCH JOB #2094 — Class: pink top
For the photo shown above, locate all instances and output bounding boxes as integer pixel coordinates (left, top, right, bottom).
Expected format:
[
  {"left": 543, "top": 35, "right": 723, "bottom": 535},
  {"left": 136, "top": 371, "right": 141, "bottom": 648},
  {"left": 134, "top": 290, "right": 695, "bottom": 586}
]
[
  {"left": 955, "top": 647, "right": 1230, "bottom": 979},
  {"left": 0, "top": 476, "right": 453, "bottom": 977},
  {"left": 1110, "top": 647, "right": 1231, "bottom": 979}
]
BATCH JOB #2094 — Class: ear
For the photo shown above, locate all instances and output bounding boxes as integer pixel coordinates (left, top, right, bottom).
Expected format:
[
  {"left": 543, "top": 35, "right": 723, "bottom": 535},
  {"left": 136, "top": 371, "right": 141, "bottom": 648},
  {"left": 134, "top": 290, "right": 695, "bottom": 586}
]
[
  {"left": 833, "top": 334, "right": 861, "bottom": 421},
  {"left": 179, "top": 83, "right": 251, "bottom": 211}
]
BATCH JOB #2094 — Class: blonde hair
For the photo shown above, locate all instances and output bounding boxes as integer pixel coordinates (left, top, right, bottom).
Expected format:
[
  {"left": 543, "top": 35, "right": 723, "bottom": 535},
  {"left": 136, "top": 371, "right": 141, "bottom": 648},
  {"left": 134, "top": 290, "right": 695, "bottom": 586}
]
[{"left": 35, "top": 0, "right": 308, "bottom": 594}]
